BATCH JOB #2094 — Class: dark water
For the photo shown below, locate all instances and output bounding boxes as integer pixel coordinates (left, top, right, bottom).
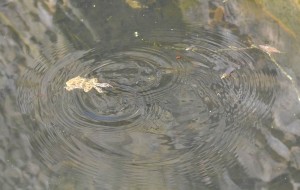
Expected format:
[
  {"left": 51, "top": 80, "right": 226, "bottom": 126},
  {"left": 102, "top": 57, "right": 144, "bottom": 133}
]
[{"left": 1, "top": 0, "right": 300, "bottom": 190}]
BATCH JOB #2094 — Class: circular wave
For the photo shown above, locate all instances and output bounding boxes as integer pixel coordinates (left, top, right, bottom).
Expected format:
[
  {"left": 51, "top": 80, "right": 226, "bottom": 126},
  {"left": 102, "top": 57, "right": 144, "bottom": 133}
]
[{"left": 17, "top": 26, "right": 280, "bottom": 188}]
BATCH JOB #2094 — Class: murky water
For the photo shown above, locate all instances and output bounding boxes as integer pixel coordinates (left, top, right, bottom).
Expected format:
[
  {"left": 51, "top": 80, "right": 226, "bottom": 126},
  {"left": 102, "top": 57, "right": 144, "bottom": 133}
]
[{"left": 1, "top": 0, "right": 300, "bottom": 190}]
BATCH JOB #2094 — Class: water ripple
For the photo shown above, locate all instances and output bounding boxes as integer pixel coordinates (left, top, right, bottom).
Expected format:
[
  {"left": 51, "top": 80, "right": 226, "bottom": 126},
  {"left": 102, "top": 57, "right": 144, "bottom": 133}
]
[{"left": 17, "top": 26, "right": 281, "bottom": 188}]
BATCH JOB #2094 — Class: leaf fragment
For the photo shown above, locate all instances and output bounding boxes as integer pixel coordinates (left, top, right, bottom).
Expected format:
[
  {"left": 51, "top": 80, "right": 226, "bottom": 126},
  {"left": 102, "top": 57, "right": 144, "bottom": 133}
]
[{"left": 259, "top": 45, "right": 281, "bottom": 54}]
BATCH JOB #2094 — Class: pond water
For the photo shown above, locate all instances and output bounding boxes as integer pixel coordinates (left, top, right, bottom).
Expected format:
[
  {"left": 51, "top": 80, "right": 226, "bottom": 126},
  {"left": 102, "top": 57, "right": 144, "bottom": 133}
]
[{"left": 1, "top": 0, "right": 300, "bottom": 189}]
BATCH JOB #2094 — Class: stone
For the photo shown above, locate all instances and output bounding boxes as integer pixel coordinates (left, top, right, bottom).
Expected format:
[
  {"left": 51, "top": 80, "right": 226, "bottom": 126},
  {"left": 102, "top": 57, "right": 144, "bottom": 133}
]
[
  {"left": 267, "top": 174, "right": 293, "bottom": 190},
  {"left": 219, "top": 170, "right": 242, "bottom": 190},
  {"left": 290, "top": 147, "right": 300, "bottom": 170},
  {"left": 37, "top": 172, "right": 49, "bottom": 189},
  {"left": 237, "top": 142, "right": 288, "bottom": 182},
  {"left": 26, "top": 162, "right": 40, "bottom": 176},
  {"left": 262, "top": 129, "right": 290, "bottom": 161},
  {"left": 1, "top": 183, "right": 14, "bottom": 190},
  {"left": 0, "top": 147, "right": 6, "bottom": 163},
  {"left": 285, "top": 120, "right": 300, "bottom": 137},
  {"left": 11, "top": 149, "right": 26, "bottom": 168},
  {"left": 4, "top": 166, "right": 23, "bottom": 184},
  {"left": 20, "top": 133, "right": 32, "bottom": 159}
]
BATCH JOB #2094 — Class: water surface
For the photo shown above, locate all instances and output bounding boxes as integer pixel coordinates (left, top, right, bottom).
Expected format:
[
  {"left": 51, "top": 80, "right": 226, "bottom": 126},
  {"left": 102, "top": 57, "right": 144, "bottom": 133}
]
[{"left": 1, "top": 0, "right": 300, "bottom": 189}]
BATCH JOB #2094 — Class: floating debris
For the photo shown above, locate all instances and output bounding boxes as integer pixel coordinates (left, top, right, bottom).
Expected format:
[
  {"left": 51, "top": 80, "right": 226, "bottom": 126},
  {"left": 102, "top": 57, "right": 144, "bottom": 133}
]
[
  {"left": 259, "top": 45, "right": 281, "bottom": 54},
  {"left": 65, "top": 76, "right": 112, "bottom": 93},
  {"left": 221, "top": 67, "right": 236, "bottom": 79},
  {"left": 125, "top": 0, "right": 147, "bottom": 9},
  {"left": 185, "top": 45, "right": 197, "bottom": 51},
  {"left": 176, "top": 55, "right": 182, "bottom": 59},
  {"left": 134, "top": 31, "right": 139, "bottom": 37}
]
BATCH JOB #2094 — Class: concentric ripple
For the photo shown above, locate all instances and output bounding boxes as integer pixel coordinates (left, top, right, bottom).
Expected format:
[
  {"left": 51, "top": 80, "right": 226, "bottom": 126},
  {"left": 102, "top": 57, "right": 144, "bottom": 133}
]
[{"left": 17, "top": 27, "right": 281, "bottom": 188}]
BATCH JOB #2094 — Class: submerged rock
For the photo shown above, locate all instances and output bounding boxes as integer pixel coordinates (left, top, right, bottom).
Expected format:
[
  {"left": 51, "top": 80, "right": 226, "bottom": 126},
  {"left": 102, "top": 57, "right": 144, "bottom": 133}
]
[
  {"left": 237, "top": 141, "right": 288, "bottom": 182},
  {"left": 291, "top": 147, "right": 300, "bottom": 170}
]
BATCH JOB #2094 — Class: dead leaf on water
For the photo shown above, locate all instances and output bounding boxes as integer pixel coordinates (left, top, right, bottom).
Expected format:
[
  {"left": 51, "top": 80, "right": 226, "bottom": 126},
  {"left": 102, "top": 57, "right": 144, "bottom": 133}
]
[{"left": 65, "top": 76, "right": 112, "bottom": 94}]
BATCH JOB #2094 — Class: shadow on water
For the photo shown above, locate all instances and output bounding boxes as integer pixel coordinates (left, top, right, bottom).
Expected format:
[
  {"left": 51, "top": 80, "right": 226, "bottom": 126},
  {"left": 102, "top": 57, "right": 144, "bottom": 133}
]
[{"left": 0, "top": 0, "right": 299, "bottom": 189}]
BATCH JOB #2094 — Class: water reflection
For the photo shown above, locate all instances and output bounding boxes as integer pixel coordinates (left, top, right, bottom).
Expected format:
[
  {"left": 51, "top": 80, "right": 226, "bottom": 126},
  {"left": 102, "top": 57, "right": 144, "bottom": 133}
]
[{"left": 17, "top": 25, "right": 284, "bottom": 189}]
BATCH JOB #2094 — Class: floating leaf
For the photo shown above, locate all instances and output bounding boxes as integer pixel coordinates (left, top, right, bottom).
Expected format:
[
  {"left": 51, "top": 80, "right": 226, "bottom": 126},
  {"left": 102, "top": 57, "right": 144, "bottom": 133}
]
[
  {"left": 259, "top": 45, "right": 281, "bottom": 54},
  {"left": 65, "top": 76, "right": 112, "bottom": 93}
]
